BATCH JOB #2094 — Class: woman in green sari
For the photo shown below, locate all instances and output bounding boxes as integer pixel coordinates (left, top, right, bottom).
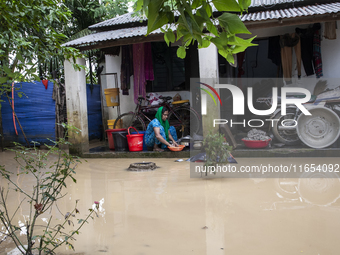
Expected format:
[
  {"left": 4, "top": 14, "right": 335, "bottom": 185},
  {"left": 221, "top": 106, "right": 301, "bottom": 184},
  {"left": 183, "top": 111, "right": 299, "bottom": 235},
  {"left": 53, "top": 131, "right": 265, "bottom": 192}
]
[{"left": 145, "top": 107, "right": 179, "bottom": 151}]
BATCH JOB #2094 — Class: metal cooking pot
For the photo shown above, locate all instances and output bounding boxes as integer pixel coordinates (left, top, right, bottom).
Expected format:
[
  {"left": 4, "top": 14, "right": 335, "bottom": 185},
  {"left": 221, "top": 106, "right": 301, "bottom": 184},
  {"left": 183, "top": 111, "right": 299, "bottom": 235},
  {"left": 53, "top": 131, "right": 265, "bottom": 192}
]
[{"left": 179, "top": 136, "right": 192, "bottom": 147}]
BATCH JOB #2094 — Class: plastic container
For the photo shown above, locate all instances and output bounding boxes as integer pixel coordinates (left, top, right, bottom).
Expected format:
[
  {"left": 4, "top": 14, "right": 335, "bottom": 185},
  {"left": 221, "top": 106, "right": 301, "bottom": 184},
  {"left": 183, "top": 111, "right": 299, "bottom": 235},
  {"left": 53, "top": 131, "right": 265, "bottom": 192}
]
[
  {"left": 241, "top": 138, "right": 271, "bottom": 149},
  {"left": 104, "top": 88, "right": 119, "bottom": 107},
  {"left": 131, "top": 131, "right": 147, "bottom": 151},
  {"left": 106, "top": 129, "right": 127, "bottom": 150},
  {"left": 107, "top": 119, "right": 122, "bottom": 129},
  {"left": 168, "top": 145, "right": 185, "bottom": 151},
  {"left": 126, "top": 127, "right": 144, "bottom": 152},
  {"left": 111, "top": 129, "right": 129, "bottom": 151}
]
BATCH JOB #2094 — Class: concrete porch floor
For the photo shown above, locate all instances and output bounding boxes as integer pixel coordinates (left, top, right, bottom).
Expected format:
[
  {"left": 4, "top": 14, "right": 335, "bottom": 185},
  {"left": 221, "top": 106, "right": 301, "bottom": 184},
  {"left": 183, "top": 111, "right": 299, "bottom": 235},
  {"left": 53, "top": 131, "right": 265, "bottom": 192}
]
[{"left": 85, "top": 140, "right": 340, "bottom": 158}]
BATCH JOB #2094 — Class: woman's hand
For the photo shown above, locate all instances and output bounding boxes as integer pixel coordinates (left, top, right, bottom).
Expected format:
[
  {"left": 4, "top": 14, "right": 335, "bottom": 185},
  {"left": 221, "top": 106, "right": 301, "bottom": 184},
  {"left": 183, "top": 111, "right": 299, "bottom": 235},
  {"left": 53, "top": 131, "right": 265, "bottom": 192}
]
[{"left": 172, "top": 141, "right": 179, "bottom": 147}]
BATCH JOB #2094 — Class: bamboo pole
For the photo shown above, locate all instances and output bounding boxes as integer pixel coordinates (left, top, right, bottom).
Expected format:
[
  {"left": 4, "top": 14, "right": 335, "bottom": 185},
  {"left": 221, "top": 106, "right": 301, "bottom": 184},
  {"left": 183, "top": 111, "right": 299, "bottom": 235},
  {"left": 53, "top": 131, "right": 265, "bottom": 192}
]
[{"left": 7, "top": 96, "right": 30, "bottom": 147}]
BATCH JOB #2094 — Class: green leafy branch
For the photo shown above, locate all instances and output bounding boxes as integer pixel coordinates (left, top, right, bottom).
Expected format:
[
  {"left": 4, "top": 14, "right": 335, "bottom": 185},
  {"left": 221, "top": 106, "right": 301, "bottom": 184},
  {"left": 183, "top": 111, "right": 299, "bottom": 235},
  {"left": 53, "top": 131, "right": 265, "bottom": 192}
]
[
  {"left": 0, "top": 124, "right": 96, "bottom": 255},
  {"left": 135, "top": 0, "right": 257, "bottom": 62}
]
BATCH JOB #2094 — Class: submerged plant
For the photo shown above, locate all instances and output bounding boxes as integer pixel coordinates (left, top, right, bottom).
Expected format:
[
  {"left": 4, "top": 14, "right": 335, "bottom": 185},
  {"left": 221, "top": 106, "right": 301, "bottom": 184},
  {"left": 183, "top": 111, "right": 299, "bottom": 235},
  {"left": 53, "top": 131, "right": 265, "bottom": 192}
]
[
  {"left": 0, "top": 124, "right": 97, "bottom": 254},
  {"left": 203, "top": 131, "right": 232, "bottom": 171}
]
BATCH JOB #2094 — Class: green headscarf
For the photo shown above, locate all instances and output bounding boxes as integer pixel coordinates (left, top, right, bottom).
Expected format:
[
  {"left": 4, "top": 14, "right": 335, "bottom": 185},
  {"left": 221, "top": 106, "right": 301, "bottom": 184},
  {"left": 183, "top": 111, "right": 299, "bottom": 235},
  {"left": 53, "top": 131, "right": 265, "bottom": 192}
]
[{"left": 155, "top": 106, "right": 170, "bottom": 141}]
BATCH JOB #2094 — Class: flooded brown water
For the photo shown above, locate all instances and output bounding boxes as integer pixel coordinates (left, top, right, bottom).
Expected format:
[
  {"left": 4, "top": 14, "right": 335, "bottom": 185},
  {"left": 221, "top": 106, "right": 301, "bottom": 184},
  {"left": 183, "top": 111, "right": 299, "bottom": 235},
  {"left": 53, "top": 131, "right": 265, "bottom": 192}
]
[{"left": 1, "top": 151, "right": 340, "bottom": 254}]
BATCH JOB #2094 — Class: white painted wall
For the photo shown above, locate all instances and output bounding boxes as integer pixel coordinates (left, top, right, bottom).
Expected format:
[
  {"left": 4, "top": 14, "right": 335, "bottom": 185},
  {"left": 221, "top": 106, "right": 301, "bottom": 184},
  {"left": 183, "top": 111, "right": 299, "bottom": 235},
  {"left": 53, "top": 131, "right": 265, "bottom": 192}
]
[
  {"left": 321, "top": 22, "right": 340, "bottom": 79},
  {"left": 104, "top": 53, "right": 135, "bottom": 120}
]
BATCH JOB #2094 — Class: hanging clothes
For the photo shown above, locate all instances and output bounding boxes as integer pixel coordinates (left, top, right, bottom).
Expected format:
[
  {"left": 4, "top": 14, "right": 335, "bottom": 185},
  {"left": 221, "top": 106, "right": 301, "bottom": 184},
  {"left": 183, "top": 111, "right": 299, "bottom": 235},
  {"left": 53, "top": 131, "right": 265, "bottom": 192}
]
[
  {"left": 237, "top": 51, "right": 246, "bottom": 90},
  {"left": 313, "top": 29, "right": 323, "bottom": 78},
  {"left": 296, "top": 27, "right": 314, "bottom": 76},
  {"left": 296, "top": 23, "right": 322, "bottom": 77},
  {"left": 133, "top": 43, "right": 146, "bottom": 104},
  {"left": 120, "top": 45, "right": 133, "bottom": 95},
  {"left": 144, "top": 42, "right": 154, "bottom": 81},
  {"left": 280, "top": 33, "right": 301, "bottom": 83},
  {"left": 268, "top": 36, "right": 281, "bottom": 66}
]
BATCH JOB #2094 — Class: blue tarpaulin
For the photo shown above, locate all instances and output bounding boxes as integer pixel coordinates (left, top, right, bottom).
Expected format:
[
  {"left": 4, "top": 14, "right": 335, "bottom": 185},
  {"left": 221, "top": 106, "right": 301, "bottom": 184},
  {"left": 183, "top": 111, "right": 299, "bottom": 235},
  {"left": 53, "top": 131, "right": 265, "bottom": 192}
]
[
  {"left": 1, "top": 81, "right": 56, "bottom": 145},
  {"left": 1, "top": 81, "right": 102, "bottom": 146}
]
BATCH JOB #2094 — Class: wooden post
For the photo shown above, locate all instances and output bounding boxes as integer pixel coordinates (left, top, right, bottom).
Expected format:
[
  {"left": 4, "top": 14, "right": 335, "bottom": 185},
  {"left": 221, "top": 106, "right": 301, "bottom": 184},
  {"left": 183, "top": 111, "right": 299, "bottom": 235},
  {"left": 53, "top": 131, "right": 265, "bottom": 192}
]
[{"left": 7, "top": 96, "right": 30, "bottom": 147}]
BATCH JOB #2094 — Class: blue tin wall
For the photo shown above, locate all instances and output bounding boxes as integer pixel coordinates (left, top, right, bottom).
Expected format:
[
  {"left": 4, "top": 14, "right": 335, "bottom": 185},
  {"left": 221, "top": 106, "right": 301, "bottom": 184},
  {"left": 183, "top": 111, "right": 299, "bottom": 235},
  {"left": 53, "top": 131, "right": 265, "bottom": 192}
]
[
  {"left": 87, "top": 84, "right": 103, "bottom": 140},
  {"left": 1, "top": 82, "right": 103, "bottom": 146}
]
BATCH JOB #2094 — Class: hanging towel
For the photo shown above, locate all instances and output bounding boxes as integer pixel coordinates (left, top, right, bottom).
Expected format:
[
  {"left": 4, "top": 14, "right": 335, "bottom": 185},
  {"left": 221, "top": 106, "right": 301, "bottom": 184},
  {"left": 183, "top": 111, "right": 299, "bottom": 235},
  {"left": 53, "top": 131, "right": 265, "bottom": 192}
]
[
  {"left": 144, "top": 42, "right": 154, "bottom": 81},
  {"left": 133, "top": 43, "right": 146, "bottom": 104},
  {"left": 280, "top": 33, "right": 301, "bottom": 83},
  {"left": 324, "top": 21, "right": 337, "bottom": 40},
  {"left": 313, "top": 29, "right": 323, "bottom": 78},
  {"left": 120, "top": 45, "right": 133, "bottom": 95}
]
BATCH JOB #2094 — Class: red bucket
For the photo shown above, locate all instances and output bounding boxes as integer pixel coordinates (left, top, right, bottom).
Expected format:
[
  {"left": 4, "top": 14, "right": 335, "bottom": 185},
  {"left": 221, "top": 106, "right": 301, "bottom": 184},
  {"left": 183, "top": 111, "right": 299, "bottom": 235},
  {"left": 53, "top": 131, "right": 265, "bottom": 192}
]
[{"left": 126, "top": 127, "right": 144, "bottom": 152}]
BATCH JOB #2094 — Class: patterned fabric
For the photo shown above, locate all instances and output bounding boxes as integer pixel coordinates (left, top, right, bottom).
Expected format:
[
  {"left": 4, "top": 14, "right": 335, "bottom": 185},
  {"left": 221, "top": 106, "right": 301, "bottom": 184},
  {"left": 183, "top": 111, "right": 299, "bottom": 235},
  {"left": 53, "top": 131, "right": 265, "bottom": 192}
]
[{"left": 145, "top": 119, "right": 177, "bottom": 149}]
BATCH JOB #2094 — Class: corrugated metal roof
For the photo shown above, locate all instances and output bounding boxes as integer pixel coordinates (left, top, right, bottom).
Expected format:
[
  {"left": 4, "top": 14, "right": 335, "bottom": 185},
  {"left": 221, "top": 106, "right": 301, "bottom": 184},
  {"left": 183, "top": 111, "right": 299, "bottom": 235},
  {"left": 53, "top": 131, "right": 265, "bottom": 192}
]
[
  {"left": 241, "top": 2, "right": 340, "bottom": 21},
  {"left": 250, "top": 0, "right": 305, "bottom": 7},
  {"left": 63, "top": 26, "right": 162, "bottom": 47},
  {"left": 64, "top": 2, "right": 340, "bottom": 48},
  {"left": 89, "top": 0, "right": 304, "bottom": 29},
  {"left": 88, "top": 12, "right": 147, "bottom": 30}
]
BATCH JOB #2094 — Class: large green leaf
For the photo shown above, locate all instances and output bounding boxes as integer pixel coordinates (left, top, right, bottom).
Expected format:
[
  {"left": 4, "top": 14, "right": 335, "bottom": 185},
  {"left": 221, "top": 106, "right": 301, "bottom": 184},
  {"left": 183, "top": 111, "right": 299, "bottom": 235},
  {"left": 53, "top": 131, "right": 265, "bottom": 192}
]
[
  {"left": 3, "top": 65, "right": 13, "bottom": 76},
  {"left": 212, "top": 0, "right": 242, "bottom": 12},
  {"left": 231, "top": 45, "right": 249, "bottom": 54},
  {"left": 239, "top": 0, "right": 252, "bottom": 10},
  {"left": 210, "top": 37, "right": 226, "bottom": 50},
  {"left": 0, "top": 77, "right": 8, "bottom": 84},
  {"left": 203, "top": 2, "right": 212, "bottom": 17},
  {"left": 146, "top": 0, "right": 168, "bottom": 34},
  {"left": 197, "top": 7, "right": 210, "bottom": 20},
  {"left": 218, "top": 13, "right": 251, "bottom": 34},
  {"left": 198, "top": 37, "right": 211, "bottom": 48},
  {"left": 206, "top": 20, "right": 219, "bottom": 36},
  {"left": 193, "top": 15, "right": 206, "bottom": 31},
  {"left": 177, "top": 46, "right": 186, "bottom": 59},
  {"left": 228, "top": 36, "right": 257, "bottom": 46},
  {"left": 192, "top": 0, "right": 203, "bottom": 9},
  {"left": 164, "top": 30, "right": 175, "bottom": 46}
]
